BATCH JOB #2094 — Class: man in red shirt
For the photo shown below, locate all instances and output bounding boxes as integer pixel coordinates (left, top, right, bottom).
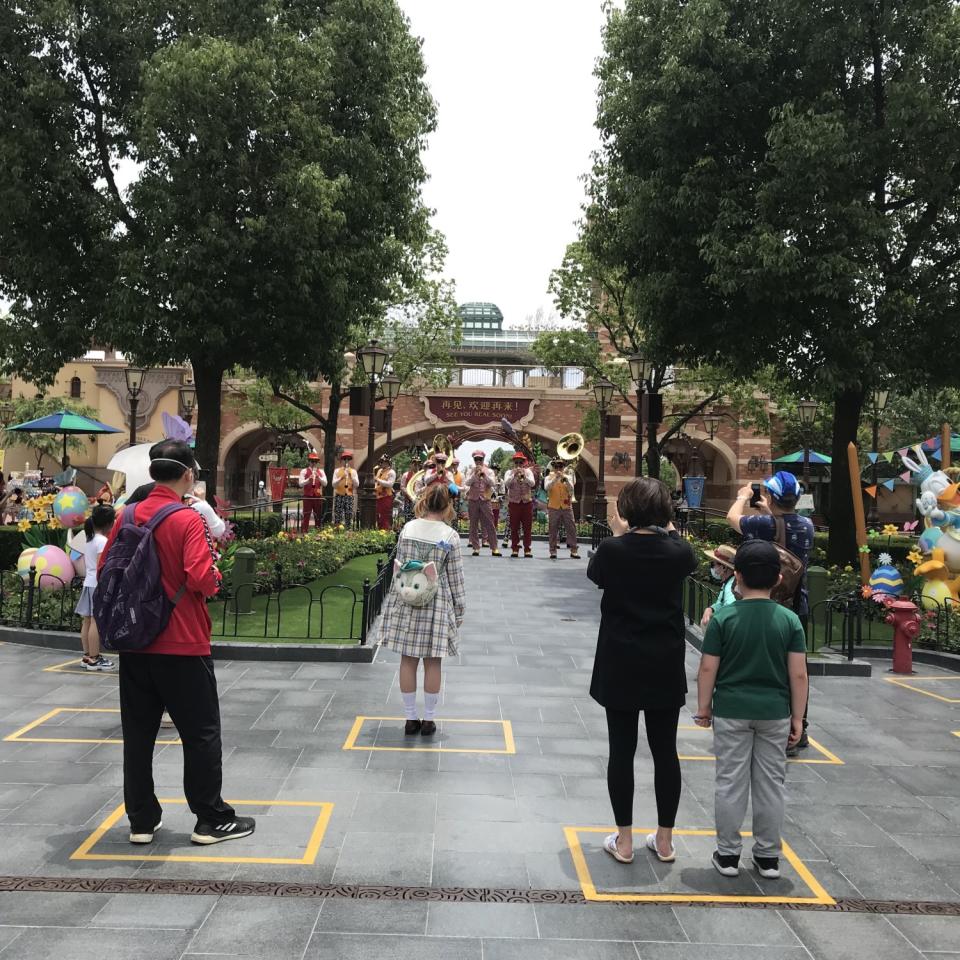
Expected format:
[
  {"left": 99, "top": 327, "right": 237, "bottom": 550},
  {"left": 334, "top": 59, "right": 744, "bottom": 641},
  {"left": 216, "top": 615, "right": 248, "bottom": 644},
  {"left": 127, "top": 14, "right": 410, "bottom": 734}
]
[{"left": 101, "top": 440, "right": 254, "bottom": 846}]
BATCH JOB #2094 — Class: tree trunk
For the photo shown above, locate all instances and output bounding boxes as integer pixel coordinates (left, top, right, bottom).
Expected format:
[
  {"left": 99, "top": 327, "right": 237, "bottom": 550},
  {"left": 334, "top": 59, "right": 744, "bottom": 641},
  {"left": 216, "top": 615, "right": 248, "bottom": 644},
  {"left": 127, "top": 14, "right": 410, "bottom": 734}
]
[
  {"left": 192, "top": 358, "right": 226, "bottom": 503},
  {"left": 826, "top": 388, "right": 865, "bottom": 565},
  {"left": 646, "top": 423, "right": 661, "bottom": 479},
  {"left": 323, "top": 383, "right": 343, "bottom": 483}
]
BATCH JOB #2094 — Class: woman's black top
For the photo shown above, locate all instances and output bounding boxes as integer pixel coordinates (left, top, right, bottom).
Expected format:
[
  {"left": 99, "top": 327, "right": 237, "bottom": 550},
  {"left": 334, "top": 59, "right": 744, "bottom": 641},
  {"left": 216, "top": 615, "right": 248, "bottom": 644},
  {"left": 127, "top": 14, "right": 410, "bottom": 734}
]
[{"left": 588, "top": 530, "right": 697, "bottom": 711}]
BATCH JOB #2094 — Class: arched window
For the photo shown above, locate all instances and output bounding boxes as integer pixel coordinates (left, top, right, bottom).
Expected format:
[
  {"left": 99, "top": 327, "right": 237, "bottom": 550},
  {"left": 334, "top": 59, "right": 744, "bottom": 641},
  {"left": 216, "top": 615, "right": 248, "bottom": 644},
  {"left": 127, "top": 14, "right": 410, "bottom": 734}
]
[{"left": 69, "top": 376, "right": 82, "bottom": 399}]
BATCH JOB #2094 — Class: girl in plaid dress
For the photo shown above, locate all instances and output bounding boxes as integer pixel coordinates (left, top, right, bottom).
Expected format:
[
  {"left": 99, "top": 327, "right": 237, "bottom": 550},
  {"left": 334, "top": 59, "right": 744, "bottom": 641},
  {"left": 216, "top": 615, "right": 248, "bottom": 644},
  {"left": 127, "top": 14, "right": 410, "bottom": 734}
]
[{"left": 376, "top": 485, "right": 466, "bottom": 737}]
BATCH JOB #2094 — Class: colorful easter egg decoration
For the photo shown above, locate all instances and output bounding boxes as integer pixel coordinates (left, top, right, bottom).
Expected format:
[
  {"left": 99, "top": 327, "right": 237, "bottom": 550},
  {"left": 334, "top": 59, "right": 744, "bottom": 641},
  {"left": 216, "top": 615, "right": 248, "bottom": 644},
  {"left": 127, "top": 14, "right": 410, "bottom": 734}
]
[
  {"left": 53, "top": 489, "right": 90, "bottom": 529},
  {"left": 16, "top": 548, "right": 39, "bottom": 580},
  {"left": 869, "top": 553, "right": 904, "bottom": 597},
  {"left": 32, "top": 544, "right": 75, "bottom": 591}
]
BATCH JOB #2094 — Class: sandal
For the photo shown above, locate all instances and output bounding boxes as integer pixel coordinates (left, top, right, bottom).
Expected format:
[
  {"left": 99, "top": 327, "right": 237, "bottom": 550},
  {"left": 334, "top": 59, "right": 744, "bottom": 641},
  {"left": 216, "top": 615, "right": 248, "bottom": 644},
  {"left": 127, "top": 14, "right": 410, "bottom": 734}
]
[
  {"left": 603, "top": 833, "right": 633, "bottom": 864},
  {"left": 645, "top": 832, "right": 676, "bottom": 863}
]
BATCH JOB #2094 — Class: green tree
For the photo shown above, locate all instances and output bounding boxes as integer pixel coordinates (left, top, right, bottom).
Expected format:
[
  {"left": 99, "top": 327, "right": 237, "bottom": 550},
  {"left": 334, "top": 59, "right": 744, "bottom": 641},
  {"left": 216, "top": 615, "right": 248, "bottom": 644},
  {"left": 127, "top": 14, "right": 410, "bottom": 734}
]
[
  {"left": 590, "top": 0, "right": 960, "bottom": 561},
  {"left": 536, "top": 239, "right": 765, "bottom": 477},
  {"left": 0, "top": 0, "right": 437, "bottom": 498},
  {"left": 0, "top": 395, "right": 98, "bottom": 472}
]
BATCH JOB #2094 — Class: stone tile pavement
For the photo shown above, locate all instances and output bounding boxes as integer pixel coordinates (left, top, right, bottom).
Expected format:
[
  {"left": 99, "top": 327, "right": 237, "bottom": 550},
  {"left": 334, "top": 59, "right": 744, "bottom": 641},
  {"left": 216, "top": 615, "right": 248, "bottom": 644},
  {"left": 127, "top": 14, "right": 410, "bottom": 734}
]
[{"left": 0, "top": 550, "right": 958, "bottom": 958}]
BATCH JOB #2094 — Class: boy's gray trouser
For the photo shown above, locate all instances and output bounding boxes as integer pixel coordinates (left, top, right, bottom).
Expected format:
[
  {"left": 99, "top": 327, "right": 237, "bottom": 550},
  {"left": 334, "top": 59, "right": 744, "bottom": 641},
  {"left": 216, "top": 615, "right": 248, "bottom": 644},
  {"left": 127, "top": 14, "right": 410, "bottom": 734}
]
[{"left": 713, "top": 716, "right": 791, "bottom": 859}]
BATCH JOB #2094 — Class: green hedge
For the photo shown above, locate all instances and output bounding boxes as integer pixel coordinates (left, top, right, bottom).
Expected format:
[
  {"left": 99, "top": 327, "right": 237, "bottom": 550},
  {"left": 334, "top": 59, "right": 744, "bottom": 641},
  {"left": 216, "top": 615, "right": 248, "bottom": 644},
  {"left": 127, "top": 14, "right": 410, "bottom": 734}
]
[
  {"left": 809, "top": 531, "right": 917, "bottom": 566},
  {"left": 231, "top": 513, "right": 283, "bottom": 540},
  {"left": 0, "top": 527, "right": 23, "bottom": 572}
]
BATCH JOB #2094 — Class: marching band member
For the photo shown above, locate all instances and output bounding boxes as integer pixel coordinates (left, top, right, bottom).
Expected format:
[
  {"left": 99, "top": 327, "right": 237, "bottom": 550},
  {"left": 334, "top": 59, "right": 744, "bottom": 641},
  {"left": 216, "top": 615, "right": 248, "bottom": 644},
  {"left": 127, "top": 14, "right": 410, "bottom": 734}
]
[
  {"left": 464, "top": 450, "right": 502, "bottom": 557},
  {"left": 375, "top": 454, "right": 397, "bottom": 531},
  {"left": 545, "top": 458, "right": 580, "bottom": 560},
  {"left": 298, "top": 451, "right": 327, "bottom": 533},
  {"left": 417, "top": 453, "right": 455, "bottom": 497},
  {"left": 331, "top": 450, "right": 359, "bottom": 527},
  {"left": 504, "top": 451, "right": 536, "bottom": 558},
  {"left": 400, "top": 454, "right": 423, "bottom": 523}
]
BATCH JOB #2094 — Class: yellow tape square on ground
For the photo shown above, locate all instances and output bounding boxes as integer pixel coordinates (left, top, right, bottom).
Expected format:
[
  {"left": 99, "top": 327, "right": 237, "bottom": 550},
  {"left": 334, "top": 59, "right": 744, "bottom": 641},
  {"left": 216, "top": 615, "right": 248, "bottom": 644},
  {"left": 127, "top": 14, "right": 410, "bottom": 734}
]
[
  {"left": 342, "top": 716, "right": 516, "bottom": 755},
  {"left": 563, "top": 826, "right": 834, "bottom": 905},
  {"left": 4, "top": 707, "right": 181, "bottom": 746},
  {"left": 676, "top": 724, "right": 843, "bottom": 765},
  {"left": 71, "top": 799, "right": 334, "bottom": 865},
  {"left": 885, "top": 675, "right": 960, "bottom": 704},
  {"left": 43, "top": 657, "right": 118, "bottom": 678}
]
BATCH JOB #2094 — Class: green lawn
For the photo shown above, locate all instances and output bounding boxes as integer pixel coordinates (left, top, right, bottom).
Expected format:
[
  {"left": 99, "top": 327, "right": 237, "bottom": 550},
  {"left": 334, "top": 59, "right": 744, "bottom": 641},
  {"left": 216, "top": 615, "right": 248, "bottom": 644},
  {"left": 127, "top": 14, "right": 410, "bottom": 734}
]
[{"left": 209, "top": 553, "right": 387, "bottom": 644}]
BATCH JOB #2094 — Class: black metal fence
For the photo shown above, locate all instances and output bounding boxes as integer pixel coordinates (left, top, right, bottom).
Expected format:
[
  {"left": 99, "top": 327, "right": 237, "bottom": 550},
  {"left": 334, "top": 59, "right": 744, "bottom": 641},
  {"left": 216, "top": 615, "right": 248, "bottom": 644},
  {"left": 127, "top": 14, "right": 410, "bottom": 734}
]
[{"left": 0, "top": 572, "right": 81, "bottom": 633}]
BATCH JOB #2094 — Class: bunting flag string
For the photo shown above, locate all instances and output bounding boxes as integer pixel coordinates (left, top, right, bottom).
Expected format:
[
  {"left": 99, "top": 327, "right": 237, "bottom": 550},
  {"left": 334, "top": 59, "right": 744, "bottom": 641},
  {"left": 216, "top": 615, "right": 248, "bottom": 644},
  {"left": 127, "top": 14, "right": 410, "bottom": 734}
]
[
  {"left": 932, "top": 449, "right": 943, "bottom": 461},
  {"left": 898, "top": 447, "right": 909, "bottom": 458},
  {"left": 867, "top": 452, "right": 878, "bottom": 464},
  {"left": 882, "top": 452, "right": 895, "bottom": 463},
  {"left": 864, "top": 484, "right": 878, "bottom": 498},
  {"left": 882, "top": 478, "right": 896, "bottom": 491},
  {"left": 900, "top": 470, "right": 912, "bottom": 482}
]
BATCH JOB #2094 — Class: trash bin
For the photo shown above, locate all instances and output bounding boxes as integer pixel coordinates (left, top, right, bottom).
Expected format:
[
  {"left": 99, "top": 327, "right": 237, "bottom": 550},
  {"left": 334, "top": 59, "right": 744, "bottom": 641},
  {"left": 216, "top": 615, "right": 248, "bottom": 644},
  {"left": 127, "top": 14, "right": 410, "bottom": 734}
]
[{"left": 231, "top": 546, "right": 257, "bottom": 615}]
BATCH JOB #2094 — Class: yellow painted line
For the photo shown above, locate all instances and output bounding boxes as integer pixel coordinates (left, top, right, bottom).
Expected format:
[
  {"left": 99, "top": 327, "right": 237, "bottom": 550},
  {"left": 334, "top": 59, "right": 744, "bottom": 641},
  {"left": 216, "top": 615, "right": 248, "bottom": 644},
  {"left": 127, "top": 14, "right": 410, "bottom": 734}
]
[
  {"left": 885, "top": 676, "right": 960, "bottom": 704},
  {"left": 5, "top": 707, "right": 180, "bottom": 745},
  {"left": 42, "top": 657, "right": 118, "bottom": 678},
  {"left": 564, "top": 826, "right": 834, "bottom": 905},
  {"left": 71, "top": 799, "right": 334, "bottom": 864},
  {"left": 677, "top": 725, "right": 843, "bottom": 766},
  {"left": 342, "top": 716, "right": 516, "bottom": 755}
]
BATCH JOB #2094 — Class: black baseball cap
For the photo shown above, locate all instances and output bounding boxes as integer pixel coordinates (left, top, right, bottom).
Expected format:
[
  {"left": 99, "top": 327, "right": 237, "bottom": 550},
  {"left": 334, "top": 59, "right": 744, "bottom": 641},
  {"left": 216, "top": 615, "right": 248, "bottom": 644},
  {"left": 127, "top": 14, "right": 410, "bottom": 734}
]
[{"left": 734, "top": 540, "right": 781, "bottom": 574}]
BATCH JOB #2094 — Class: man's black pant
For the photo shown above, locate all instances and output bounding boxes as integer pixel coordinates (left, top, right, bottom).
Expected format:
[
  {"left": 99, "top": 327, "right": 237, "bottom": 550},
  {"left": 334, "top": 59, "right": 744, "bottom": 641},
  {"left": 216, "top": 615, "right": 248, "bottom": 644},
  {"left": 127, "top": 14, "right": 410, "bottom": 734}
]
[{"left": 119, "top": 653, "right": 234, "bottom": 832}]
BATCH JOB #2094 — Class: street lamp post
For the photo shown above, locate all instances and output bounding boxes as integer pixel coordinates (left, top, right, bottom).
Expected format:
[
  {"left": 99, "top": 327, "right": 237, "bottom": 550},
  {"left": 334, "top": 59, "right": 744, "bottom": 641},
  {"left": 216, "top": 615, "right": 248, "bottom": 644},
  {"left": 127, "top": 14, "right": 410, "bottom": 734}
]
[
  {"left": 797, "top": 399, "right": 819, "bottom": 499},
  {"left": 628, "top": 353, "right": 654, "bottom": 477},
  {"left": 356, "top": 340, "right": 389, "bottom": 529},
  {"left": 179, "top": 382, "right": 197, "bottom": 425},
  {"left": 593, "top": 378, "right": 615, "bottom": 521},
  {"left": 124, "top": 367, "right": 148, "bottom": 448},
  {"left": 690, "top": 413, "right": 721, "bottom": 476},
  {"left": 866, "top": 387, "right": 890, "bottom": 525},
  {"left": 381, "top": 374, "right": 401, "bottom": 448}
]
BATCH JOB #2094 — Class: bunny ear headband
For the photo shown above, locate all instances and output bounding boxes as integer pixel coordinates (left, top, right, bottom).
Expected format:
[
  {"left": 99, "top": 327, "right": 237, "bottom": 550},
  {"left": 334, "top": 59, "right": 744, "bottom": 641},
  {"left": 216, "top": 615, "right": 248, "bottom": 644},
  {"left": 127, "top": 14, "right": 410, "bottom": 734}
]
[{"left": 901, "top": 446, "right": 933, "bottom": 485}]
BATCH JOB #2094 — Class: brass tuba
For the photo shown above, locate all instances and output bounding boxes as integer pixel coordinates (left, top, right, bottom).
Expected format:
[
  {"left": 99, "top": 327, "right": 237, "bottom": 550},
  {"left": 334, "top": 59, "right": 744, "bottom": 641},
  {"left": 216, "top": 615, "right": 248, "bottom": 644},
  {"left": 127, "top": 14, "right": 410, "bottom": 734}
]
[
  {"left": 556, "top": 432, "right": 584, "bottom": 504},
  {"left": 405, "top": 434, "right": 454, "bottom": 501}
]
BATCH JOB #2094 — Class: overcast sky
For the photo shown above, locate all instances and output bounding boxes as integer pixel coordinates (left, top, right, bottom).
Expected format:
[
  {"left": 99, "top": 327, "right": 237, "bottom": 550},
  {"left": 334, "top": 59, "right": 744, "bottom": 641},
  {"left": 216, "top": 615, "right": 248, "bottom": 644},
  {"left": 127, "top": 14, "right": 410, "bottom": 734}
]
[{"left": 399, "top": 0, "right": 607, "bottom": 328}]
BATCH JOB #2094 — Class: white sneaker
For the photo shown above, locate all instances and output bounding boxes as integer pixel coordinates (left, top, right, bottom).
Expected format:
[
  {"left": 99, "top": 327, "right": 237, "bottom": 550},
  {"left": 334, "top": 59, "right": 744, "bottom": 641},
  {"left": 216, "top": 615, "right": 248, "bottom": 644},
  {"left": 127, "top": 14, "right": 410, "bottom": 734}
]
[{"left": 129, "top": 820, "right": 162, "bottom": 844}]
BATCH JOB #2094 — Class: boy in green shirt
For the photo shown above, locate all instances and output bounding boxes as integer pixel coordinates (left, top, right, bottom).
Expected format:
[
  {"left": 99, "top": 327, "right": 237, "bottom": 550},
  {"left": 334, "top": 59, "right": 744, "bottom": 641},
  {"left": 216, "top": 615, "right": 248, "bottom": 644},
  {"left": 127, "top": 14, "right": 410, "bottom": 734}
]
[{"left": 695, "top": 540, "right": 808, "bottom": 880}]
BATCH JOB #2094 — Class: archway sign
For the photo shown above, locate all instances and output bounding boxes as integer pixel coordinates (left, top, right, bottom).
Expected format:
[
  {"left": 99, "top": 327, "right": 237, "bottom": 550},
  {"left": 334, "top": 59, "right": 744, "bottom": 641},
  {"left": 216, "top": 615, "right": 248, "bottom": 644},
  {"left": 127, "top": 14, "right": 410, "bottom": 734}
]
[{"left": 422, "top": 395, "right": 537, "bottom": 428}]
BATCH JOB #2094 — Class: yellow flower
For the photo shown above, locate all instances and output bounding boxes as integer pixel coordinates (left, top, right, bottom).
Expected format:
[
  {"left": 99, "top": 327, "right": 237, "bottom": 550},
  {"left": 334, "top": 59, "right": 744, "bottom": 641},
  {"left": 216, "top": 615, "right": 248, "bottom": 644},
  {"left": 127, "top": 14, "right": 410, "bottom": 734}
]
[
  {"left": 907, "top": 549, "right": 922, "bottom": 566},
  {"left": 17, "top": 520, "right": 31, "bottom": 533},
  {"left": 882, "top": 524, "right": 899, "bottom": 536},
  {"left": 843, "top": 564, "right": 853, "bottom": 573},
  {"left": 33, "top": 510, "right": 49, "bottom": 523},
  {"left": 47, "top": 516, "right": 61, "bottom": 530}
]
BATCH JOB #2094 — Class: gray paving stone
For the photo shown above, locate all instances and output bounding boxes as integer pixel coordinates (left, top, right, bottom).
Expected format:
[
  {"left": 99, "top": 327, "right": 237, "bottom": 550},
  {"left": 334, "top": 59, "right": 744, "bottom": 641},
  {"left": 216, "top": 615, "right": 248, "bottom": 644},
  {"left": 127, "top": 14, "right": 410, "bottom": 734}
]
[
  {"left": 0, "top": 891, "right": 112, "bottom": 926},
  {"left": 782, "top": 912, "right": 923, "bottom": 960},
  {"left": 306, "top": 932, "right": 482, "bottom": 960},
  {"left": 484, "top": 941, "right": 641, "bottom": 960},
  {"left": 672, "top": 906, "right": 800, "bottom": 946},
  {"left": 889, "top": 915, "right": 960, "bottom": 952},
  {"left": 333, "top": 831, "right": 434, "bottom": 884},
  {"left": 432, "top": 850, "right": 530, "bottom": 887},
  {"left": 426, "top": 901, "right": 538, "bottom": 938},
  {"left": 90, "top": 892, "right": 218, "bottom": 929},
  {"left": 0, "top": 927, "right": 191, "bottom": 959},
  {"left": 634, "top": 946, "right": 809, "bottom": 960},
  {"left": 186, "top": 895, "right": 320, "bottom": 958},
  {"left": 533, "top": 902, "right": 686, "bottom": 942},
  {"left": 315, "top": 898, "right": 428, "bottom": 935}
]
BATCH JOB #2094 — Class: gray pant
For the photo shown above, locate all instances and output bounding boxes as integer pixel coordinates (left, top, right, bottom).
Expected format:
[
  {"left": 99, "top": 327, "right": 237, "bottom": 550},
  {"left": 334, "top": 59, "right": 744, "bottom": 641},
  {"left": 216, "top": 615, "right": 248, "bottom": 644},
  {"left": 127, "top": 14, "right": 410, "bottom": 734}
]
[{"left": 713, "top": 716, "right": 790, "bottom": 859}]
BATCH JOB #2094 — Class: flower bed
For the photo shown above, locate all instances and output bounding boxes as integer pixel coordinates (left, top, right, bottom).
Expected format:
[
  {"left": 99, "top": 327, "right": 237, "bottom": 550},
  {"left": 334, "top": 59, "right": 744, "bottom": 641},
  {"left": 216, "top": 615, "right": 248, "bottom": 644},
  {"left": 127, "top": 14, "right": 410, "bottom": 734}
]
[{"left": 236, "top": 527, "right": 396, "bottom": 594}]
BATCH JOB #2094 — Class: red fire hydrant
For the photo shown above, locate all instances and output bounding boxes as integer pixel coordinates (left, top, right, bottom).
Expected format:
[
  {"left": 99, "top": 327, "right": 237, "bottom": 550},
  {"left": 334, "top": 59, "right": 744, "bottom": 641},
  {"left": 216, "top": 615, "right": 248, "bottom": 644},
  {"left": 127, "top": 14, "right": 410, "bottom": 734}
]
[{"left": 884, "top": 599, "right": 919, "bottom": 675}]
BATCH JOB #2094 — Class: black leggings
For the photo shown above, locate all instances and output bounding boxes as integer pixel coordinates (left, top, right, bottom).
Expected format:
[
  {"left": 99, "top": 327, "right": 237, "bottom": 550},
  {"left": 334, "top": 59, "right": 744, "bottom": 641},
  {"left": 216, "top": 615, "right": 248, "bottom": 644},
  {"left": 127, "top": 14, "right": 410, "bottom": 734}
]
[{"left": 605, "top": 706, "right": 681, "bottom": 828}]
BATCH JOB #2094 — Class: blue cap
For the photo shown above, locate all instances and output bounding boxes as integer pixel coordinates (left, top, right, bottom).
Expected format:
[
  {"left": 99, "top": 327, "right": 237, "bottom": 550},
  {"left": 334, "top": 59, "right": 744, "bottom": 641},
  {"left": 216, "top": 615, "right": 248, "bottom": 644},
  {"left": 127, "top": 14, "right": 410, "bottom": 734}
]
[{"left": 764, "top": 470, "right": 801, "bottom": 503}]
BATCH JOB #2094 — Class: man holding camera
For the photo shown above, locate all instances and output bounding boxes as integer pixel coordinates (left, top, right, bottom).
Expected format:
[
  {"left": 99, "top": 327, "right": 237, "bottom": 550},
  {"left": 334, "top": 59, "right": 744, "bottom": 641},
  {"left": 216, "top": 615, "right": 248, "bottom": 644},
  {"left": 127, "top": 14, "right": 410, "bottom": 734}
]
[{"left": 726, "top": 471, "right": 814, "bottom": 757}]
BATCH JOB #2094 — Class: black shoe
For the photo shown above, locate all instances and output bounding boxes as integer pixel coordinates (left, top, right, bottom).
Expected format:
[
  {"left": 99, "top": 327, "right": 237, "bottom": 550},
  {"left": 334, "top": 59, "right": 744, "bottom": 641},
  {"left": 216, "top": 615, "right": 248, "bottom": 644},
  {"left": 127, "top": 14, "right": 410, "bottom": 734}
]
[
  {"left": 191, "top": 816, "right": 256, "bottom": 845},
  {"left": 549, "top": 554, "right": 557, "bottom": 560},
  {"left": 796, "top": 732, "right": 809, "bottom": 749},
  {"left": 511, "top": 551, "right": 519, "bottom": 558},
  {"left": 472, "top": 549, "right": 480, "bottom": 556},
  {"left": 753, "top": 856, "right": 780, "bottom": 879},
  {"left": 711, "top": 851, "right": 740, "bottom": 877},
  {"left": 129, "top": 820, "right": 162, "bottom": 844},
  {"left": 786, "top": 742, "right": 800, "bottom": 758},
  {"left": 404, "top": 719, "right": 422, "bottom": 735},
  {"left": 420, "top": 720, "right": 437, "bottom": 737}
]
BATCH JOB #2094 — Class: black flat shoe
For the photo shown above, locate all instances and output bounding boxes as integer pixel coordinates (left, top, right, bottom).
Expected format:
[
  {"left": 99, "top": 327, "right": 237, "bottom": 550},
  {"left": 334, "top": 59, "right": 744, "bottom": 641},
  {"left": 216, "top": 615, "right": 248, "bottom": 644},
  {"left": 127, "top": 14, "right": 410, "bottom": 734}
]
[
  {"left": 405, "top": 719, "right": 422, "bottom": 735},
  {"left": 420, "top": 720, "right": 437, "bottom": 737}
]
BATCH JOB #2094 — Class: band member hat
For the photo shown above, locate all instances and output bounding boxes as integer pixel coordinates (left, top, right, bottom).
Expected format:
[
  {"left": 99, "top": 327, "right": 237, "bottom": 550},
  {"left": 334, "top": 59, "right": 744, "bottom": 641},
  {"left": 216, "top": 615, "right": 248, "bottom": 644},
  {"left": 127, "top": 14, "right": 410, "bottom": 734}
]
[
  {"left": 379, "top": 454, "right": 391, "bottom": 463},
  {"left": 307, "top": 452, "right": 321, "bottom": 461},
  {"left": 472, "top": 450, "right": 485, "bottom": 460},
  {"left": 512, "top": 451, "right": 526, "bottom": 461},
  {"left": 341, "top": 450, "right": 353, "bottom": 460}
]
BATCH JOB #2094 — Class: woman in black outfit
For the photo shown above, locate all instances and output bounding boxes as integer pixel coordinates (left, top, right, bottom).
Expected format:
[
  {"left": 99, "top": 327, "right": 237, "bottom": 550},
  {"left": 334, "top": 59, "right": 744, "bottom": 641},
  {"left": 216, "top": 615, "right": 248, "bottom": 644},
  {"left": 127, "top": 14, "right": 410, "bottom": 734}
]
[{"left": 588, "top": 477, "right": 697, "bottom": 864}]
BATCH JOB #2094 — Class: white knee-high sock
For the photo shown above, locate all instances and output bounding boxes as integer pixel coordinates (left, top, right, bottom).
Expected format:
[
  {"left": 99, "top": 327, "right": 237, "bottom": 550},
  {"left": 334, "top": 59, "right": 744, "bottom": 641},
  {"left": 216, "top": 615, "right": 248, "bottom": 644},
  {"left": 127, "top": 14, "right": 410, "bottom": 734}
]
[
  {"left": 423, "top": 692, "right": 440, "bottom": 721},
  {"left": 402, "top": 691, "right": 418, "bottom": 720}
]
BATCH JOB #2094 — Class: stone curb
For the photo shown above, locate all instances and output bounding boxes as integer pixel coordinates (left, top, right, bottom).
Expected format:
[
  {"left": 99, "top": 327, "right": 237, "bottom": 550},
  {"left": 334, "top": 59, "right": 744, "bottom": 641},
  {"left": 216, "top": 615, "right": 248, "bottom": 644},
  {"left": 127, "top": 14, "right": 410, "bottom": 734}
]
[
  {"left": 0, "top": 625, "right": 375, "bottom": 663},
  {"left": 852, "top": 645, "right": 960, "bottom": 674}
]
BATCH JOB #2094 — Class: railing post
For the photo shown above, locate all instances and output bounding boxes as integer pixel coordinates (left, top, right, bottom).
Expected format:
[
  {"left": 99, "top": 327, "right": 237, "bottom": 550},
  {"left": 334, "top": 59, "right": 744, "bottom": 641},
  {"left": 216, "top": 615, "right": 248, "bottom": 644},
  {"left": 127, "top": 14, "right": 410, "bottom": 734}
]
[
  {"left": 25, "top": 566, "right": 37, "bottom": 625},
  {"left": 274, "top": 562, "right": 283, "bottom": 594},
  {"left": 360, "top": 577, "right": 371, "bottom": 645}
]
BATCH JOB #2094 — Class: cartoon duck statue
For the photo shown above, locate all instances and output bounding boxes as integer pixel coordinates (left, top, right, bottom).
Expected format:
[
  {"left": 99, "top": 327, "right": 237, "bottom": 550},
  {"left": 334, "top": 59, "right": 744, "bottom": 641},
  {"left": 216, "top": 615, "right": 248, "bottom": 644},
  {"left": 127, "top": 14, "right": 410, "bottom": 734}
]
[
  {"left": 914, "top": 548, "right": 960, "bottom": 610},
  {"left": 903, "top": 447, "right": 960, "bottom": 594}
]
